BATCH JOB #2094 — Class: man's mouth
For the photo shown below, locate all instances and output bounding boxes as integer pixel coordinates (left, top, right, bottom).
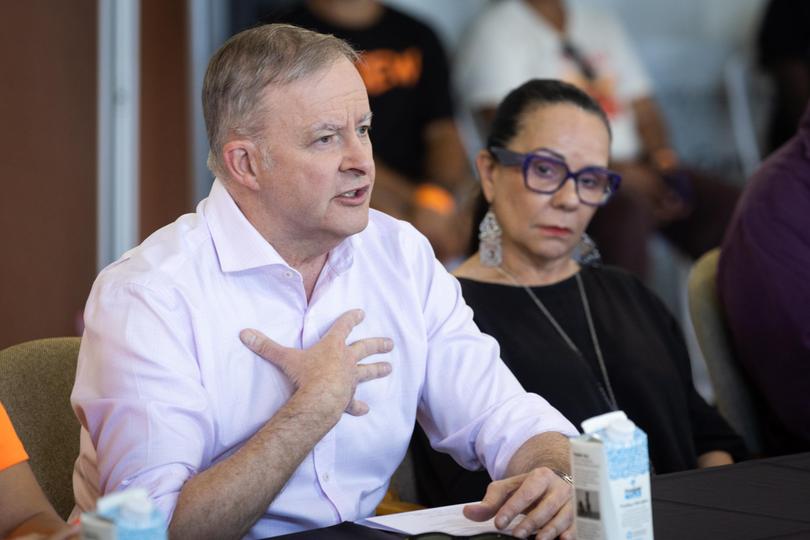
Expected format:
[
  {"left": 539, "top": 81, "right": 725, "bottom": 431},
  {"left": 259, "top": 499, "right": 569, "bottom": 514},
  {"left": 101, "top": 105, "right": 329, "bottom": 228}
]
[{"left": 335, "top": 186, "right": 369, "bottom": 203}]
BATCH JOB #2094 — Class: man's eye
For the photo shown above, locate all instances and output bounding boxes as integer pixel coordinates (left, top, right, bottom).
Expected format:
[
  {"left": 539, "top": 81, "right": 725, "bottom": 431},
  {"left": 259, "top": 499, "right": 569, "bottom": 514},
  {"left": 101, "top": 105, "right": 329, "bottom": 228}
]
[
  {"left": 358, "top": 125, "right": 371, "bottom": 136},
  {"left": 317, "top": 135, "right": 333, "bottom": 144}
]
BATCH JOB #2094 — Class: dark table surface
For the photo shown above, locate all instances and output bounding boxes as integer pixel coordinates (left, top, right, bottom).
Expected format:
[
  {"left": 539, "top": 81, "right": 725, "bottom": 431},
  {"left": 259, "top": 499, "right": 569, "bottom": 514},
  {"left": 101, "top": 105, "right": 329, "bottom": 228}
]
[
  {"left": 274, "top": 452, "right": 810, "bottom": 540},
  {"left": 651, "top": 452, "right": 810, "bottom": 540}
]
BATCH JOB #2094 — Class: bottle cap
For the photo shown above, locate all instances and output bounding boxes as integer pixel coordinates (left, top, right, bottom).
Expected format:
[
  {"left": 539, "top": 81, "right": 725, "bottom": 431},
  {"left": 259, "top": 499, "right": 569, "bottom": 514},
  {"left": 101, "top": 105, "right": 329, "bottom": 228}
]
[
  {"left": 606, "top": 418, "right": 635, "bottom": 444},
  {"left": 581, "top": 410, "right": 627, "bottom": 434}
]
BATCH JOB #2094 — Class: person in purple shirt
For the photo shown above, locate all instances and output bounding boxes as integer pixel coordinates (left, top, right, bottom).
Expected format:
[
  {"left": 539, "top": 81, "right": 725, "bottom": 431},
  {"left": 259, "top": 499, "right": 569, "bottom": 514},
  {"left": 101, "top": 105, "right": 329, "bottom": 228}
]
[{"left": 718, "top": 103, "right": 810, "bottom": 454}]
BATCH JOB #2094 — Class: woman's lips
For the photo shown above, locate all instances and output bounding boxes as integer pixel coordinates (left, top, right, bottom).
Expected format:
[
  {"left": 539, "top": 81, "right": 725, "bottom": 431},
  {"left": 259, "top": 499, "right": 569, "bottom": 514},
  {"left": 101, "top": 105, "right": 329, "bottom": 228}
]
[{"left": 538, "top": 225, "right": 573, "bottom": 236}]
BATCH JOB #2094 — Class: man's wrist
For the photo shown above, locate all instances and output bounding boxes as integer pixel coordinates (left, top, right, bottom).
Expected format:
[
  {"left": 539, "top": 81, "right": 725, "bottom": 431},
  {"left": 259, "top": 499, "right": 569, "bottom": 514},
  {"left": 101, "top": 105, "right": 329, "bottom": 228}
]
[{"left": 289, "top": 385, "right": 346, "bottom": 426}]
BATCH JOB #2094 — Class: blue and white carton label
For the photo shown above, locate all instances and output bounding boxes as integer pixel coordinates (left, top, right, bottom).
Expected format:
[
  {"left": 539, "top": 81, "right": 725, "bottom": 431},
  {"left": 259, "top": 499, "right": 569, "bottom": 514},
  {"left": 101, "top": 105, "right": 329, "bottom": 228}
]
[
  {"left": 81, "top": 488, "right": 167, "bottom": 540},
  {"left": 570, "top": 411, "right": 653, "bottom": 540}
]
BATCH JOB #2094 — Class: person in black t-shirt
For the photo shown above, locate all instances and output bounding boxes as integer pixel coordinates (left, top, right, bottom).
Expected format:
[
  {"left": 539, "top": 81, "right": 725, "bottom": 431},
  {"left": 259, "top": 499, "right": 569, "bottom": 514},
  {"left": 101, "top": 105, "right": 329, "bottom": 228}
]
[
  {"left": 410, "top": 79, "right": 747, "bottom": 508},
  {"left": 265, "top": 0, "right": 473, "bottom": 263}
]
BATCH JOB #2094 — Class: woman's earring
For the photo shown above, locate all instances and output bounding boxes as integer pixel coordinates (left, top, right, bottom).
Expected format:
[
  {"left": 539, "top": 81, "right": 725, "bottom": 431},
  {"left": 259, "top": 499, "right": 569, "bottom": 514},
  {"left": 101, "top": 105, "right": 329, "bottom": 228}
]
[
  {"left": 479, "top": 208, "right": 502, "bottom": 267},
  {"left": 573, "top": 232, "right": 601, "bottom": 265}
]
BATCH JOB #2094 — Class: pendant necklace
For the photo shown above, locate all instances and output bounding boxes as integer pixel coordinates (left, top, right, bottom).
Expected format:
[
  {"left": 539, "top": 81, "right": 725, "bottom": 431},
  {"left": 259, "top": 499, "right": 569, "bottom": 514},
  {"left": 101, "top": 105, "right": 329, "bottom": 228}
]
[{"left": 495, "top": 265, "right": 619, "bottom": 411}]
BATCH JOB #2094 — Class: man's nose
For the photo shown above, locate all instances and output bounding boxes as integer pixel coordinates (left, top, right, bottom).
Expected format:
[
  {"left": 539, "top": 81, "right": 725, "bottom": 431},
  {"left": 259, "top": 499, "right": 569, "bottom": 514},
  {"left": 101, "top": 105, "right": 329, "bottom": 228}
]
[{"left": 341, "top": 134, "right": 373, "bottom": 176}]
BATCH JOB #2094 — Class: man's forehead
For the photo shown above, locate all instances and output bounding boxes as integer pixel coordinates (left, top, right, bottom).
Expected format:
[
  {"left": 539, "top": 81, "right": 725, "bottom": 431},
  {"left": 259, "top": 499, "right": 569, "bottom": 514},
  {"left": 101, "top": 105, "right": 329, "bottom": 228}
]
[{"left": 262, "top": 68, "right": 369, "bottom": 127}]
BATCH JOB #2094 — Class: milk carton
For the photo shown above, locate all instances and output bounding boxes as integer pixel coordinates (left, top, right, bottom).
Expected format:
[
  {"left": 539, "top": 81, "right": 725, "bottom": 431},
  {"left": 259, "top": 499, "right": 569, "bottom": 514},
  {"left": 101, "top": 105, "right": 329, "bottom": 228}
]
[
  {"left": 81, "top": 488, "right": 167, "bottom": 540},
  {"left": 570, "top": 411, "right": 653, "bottom": 540}
]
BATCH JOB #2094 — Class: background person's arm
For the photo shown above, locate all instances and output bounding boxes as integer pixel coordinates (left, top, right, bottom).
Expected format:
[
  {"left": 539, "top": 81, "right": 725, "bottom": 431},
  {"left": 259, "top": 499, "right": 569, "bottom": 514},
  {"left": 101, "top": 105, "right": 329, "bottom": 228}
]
[
  {"left": 370, "top": 118, "right": 473, "bottom": 263},
  {"left": 632, "top": 96, "right": 677, "bottom": 169},
  {"left": 697, "top": 450, "right": 734, "bottom": 468},
  {"left": 168, "top": 310, "right": 392, "bottom": 540},
  {"left": 423, "top": 117, "right": 471, "bottom": 194},
  {"left": 0, "top": 461, "right": 67, "bottom": 539}
]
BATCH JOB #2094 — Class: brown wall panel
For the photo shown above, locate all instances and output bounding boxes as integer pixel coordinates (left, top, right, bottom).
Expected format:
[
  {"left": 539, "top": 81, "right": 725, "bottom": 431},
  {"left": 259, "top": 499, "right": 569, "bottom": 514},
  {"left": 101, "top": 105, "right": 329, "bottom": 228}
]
[
  {"left": 0, "top": 1, "right": 97, "bottom": 348},
  {"left": 140, "top": 0, "right": 192, "bottom": 239}
]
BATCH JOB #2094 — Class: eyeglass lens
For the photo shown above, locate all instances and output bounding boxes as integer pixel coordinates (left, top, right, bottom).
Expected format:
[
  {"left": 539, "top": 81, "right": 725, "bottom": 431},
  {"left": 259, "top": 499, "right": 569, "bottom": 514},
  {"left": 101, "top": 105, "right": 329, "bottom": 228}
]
[{"left": 526, "top": 156, "right": 611, "bottom": 204}]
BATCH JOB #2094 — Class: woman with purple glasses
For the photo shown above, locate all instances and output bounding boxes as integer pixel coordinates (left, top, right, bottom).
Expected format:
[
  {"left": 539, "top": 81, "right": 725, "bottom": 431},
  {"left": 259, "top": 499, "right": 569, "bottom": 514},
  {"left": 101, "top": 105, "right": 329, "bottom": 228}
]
[{"left": 410, "top": 79, "right": 746, "bottom": 508}]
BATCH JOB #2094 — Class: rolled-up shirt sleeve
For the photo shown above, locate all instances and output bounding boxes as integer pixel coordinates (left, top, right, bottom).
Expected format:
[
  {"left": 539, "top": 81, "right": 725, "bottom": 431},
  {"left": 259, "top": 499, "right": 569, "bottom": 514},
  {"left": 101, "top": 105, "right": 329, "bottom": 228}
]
[
  {"left": 72, "top": 278, "right": 214, "bottom": 520},
  {"left": 410, "top": 233, "right": 578, "bottom": 481}
]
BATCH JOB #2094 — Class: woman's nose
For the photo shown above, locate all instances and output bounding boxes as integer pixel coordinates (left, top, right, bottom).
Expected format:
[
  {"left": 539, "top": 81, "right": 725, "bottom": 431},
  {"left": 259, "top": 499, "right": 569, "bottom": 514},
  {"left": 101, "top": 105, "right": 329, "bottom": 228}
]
[{"left": 550, "top": 176, "right": 581, "bottom": 208}]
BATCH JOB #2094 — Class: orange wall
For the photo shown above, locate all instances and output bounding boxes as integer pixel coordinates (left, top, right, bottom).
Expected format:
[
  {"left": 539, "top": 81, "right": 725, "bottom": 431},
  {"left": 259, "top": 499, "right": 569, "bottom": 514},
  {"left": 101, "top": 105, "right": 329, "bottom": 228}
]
[
  {"left": 0, "top": 1, "right": 193, "bottom": 348},
  {"left": 140, "top": 0, "right": 192, "bottom": 240},
  {"left": 0, "top": 1, "right": 98, "bottom": 348}
]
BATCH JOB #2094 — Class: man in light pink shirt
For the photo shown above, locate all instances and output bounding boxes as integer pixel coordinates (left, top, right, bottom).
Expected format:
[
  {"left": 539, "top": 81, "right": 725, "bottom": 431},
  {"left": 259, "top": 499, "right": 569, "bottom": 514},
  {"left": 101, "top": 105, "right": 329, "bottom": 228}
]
[{"left": 71, "top": 23, "right": 578, "bottom": 540}]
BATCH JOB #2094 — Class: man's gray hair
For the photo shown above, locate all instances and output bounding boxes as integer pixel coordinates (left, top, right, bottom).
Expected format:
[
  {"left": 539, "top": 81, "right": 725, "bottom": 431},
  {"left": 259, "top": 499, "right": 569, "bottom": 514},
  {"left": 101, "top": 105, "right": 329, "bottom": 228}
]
[{"left": 203, "top": 23, "right": 359, "bottom": 178}]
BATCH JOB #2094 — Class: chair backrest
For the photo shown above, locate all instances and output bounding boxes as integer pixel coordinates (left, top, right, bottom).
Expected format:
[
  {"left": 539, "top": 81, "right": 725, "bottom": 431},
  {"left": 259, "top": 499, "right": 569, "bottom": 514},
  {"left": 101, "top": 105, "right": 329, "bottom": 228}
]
[
  {"left": 687, "top": 249, "right": 764, "bottom": 456},
  {"left": 0, "top": 337, "right": 81, "bottom": 518}
]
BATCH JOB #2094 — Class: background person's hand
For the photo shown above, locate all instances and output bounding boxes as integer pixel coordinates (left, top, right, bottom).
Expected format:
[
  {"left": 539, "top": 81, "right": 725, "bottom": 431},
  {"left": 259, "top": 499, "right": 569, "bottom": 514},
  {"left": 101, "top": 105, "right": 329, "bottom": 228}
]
[
  {"left": 49, "top": 523, "right": 80, "bottom": 540},
  {"left": 13, "top": 523, "right": 79, "bottom": 540},
  {"left": 463, "top": 467, "right": 574, "bottom": 540},
  {"left": 240, "top": 309, "right": 393, "bottom": 417},
  {"left": 613, "top": 161, "right": 690, "bottom": 224}
]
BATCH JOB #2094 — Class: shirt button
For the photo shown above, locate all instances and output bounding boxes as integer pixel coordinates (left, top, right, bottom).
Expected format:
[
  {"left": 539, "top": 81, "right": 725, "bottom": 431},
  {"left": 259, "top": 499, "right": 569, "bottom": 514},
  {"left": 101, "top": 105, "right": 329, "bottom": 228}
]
[
  {"left": 322, "top": 472, "right": 330, "bottom": 482},
  {"left": 284, "top": 271, "right": 293, "bottom": 279}
]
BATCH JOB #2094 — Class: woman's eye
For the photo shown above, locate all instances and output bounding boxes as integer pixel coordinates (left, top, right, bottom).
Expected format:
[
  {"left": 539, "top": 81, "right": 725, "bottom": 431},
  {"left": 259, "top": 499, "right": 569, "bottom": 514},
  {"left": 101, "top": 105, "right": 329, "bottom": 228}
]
[
  {"left": 535, "top": 164, "right": 555, "bottom": 176},
  {"left": 579, "top": 175, "right": 600, "bottom": 189}
]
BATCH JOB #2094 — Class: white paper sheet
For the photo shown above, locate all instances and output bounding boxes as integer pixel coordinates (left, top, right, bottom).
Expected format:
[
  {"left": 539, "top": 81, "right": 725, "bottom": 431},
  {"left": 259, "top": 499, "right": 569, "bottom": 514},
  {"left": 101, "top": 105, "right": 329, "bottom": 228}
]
[{"left": 359, "top": 503, "right": 521, "bottom": 535}]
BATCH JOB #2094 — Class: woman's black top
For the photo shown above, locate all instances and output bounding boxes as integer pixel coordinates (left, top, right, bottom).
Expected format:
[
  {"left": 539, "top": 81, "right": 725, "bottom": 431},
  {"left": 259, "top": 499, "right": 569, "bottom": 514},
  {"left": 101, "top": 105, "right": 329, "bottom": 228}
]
[{"left": 411, "top": 265, "right": 747, "bottom": 507}]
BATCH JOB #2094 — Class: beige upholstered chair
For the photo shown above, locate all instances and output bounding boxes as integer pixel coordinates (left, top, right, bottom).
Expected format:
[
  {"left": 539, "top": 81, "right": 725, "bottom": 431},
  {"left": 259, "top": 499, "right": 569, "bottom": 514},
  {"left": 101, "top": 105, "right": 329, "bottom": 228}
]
[
  {"left": 0, "top": 337, "right": 81, "bottom": 518},
  {"left": 687, "top": 249, "right": 764, "bottom": 456}
]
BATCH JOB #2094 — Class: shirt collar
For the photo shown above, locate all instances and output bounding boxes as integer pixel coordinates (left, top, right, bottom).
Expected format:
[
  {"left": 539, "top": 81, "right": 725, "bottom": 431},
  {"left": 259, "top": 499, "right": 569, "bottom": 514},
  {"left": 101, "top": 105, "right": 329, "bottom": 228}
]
[{"left": 204, "top": 178, "right": 357, "bottom": 275}]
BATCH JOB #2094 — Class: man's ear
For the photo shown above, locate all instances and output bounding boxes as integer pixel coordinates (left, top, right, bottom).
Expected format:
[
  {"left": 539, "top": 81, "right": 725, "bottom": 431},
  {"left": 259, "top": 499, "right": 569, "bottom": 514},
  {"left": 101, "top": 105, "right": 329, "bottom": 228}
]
[
  {"left": 222, "top": 139, "right": 263, "bottom": 191},
  {"left": 476, "top": 149, "right": 497, "bottom": 204}
]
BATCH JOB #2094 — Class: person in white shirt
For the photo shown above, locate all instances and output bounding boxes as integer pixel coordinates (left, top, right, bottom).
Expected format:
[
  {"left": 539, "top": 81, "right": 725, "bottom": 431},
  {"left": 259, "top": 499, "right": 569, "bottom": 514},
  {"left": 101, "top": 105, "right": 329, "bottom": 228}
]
[{"left": 71, "top": 24, "right": 578, "bottom": 540}]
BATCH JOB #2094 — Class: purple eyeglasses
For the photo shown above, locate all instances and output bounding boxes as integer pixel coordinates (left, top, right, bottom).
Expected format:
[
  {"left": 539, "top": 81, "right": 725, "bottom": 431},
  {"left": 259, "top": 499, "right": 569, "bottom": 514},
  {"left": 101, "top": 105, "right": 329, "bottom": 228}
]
[{"left": 490, "top": 147, "right": 621, "bottom": 206}]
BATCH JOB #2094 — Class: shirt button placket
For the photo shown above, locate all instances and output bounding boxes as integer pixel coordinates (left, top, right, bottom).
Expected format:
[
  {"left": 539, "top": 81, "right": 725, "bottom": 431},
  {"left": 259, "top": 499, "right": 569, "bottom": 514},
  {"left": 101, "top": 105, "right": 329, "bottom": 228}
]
[{"left": 313, "top": 431, "right": 341, "bottom": 521}]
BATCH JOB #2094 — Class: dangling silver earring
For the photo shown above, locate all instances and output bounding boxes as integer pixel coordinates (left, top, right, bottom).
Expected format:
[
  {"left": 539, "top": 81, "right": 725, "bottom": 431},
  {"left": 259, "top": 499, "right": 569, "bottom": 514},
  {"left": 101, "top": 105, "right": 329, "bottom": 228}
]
[
  {"left": 572, "top": 232, "right": 601, "bottom": 265},
  {"left": 479, "top": 208, "right": 502, "bottom": 267}
]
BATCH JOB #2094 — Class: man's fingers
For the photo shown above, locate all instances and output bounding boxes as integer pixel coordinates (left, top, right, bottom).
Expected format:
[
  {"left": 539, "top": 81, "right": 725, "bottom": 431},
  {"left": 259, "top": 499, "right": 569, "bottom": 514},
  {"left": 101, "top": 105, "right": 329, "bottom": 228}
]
[
  {"left": 530, "top": 499, "right": 574, "bottom": 540},
  {"left": 559, "top": 522, "right": 576, "bottom": 540},
  {"left": 490, "top": 468, "right": 558, "bottom": 532},
  {"left": 345, "top": 399, "right": 370, "bottom": 416},
  {"left": 505, "top": 471, "right": 572, "bottom": 539},
  {"left": 350, "top": 336, "right": 394, "bottom": 361},
  {"left": 463, "top": 475, "right": 524, "bottom": 524},
  {"left": 326, "top": 309, "right": 365, "bottom": 340},
  {"left": 240, "top": 328, "right": 288, "bottom": 366},
  {"left": 48, "top": 523, "right": 81, "bottom": 540},
  {"left": 356, "top": 361, "right": 393, "bottom": 383}
]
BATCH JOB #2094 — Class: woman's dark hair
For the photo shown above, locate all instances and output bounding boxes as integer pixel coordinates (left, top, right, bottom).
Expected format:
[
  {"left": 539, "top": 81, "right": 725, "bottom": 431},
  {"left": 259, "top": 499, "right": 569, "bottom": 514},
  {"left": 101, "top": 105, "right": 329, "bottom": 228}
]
[
  {"left": 468, "top": 79, "right": 612, "bottom": 254},
  {"left": 487, "top": 78, "right": 611, "bottom": 149}
]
